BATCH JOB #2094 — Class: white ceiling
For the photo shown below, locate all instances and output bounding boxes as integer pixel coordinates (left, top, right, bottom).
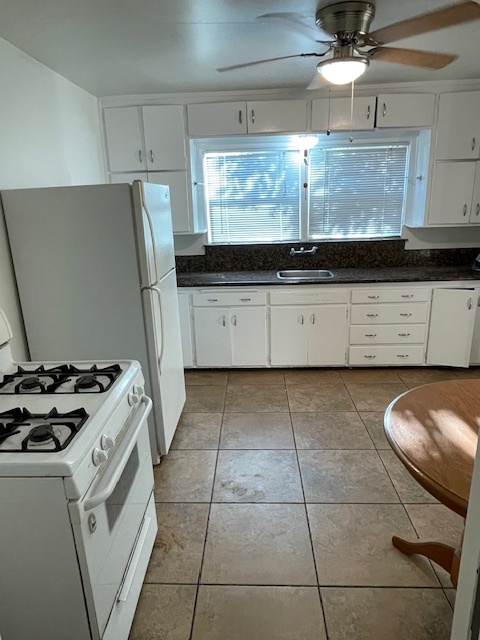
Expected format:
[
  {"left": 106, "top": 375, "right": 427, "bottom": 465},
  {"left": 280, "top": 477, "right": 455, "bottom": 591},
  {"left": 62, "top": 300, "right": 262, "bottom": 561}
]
[{"left": 0, "top": 0, "right": 479, "bottom": 96}]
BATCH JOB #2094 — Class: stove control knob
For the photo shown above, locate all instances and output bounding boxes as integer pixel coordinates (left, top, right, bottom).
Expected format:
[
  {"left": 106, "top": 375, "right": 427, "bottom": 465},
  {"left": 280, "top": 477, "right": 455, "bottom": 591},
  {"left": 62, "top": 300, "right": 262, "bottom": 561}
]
[
  {"left": 133, "top": 384, "right": 144, "bottom": 397},
  {"left": 92, "top": 448, "right": 108, "bottom": 466},
  {"left": 101, "top": 434, "right": 115, "bottom": 451},
  {"left": 128, "top": 392, "right": 140, "bottom": 406}
]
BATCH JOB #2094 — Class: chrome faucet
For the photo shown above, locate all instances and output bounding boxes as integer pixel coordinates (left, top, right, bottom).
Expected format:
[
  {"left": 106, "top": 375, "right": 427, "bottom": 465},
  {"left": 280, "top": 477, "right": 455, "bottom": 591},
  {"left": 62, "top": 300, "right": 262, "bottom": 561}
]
[{"left": 289, "top": 246, "right": 318, "bottom": 257}]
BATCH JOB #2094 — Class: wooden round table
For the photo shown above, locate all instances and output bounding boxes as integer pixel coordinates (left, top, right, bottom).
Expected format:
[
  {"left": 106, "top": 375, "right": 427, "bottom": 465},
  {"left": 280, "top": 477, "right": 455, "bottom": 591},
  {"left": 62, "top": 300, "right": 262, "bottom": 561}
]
[{"left": 384, "top": 378, "right": 480, "bottom": 587}]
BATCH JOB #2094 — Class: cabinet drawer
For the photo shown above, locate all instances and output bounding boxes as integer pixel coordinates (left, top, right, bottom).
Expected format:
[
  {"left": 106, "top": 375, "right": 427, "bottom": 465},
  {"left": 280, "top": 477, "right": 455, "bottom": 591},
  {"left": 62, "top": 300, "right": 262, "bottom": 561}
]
[
  {"left": 193, "top": 292, "right": 266, "bottom": 306},
  {"left": 349, "top": 345, "right": 424, "bottom": 366},
  {"left": 351, "top": 288, "right": 430, "bottom": 304},
  {"left": 270, "top": 290, "right": 348, "bottom": 305},
  {"left": 350, "top": 303, "right": 429, "bottom": 325},
  {"left": 350, "top": 324, "right": 426, "bottom": 345}
]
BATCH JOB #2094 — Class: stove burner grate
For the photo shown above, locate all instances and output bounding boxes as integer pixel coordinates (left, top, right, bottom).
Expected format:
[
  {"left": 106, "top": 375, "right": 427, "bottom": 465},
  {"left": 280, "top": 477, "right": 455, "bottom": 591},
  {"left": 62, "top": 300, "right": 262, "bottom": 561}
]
[
  {"left": 0, "top": 407, "right": 88, "bottom": 452},
  {"left": 0, "top": 364, "right": 122, "bottom": 395}
]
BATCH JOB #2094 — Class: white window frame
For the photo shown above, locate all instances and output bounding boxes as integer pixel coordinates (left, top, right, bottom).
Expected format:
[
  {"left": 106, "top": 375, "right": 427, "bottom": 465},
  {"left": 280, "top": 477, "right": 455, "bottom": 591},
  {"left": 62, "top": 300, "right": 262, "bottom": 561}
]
[{"left": 190, "top": 130, "right": 425, "bottom": 246}]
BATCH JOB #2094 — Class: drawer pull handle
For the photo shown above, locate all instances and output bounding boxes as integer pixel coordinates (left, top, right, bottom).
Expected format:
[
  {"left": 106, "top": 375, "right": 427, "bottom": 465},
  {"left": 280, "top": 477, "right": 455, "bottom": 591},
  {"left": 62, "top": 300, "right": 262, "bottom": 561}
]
[
  {"left": 251, "top": 109, "right": 255, "bottom": 124},
  {"left": 366, "top": 313, "right": 378, "bottom": 318},
  {"left": 401, "top": 294, "right": 413, "bottom": 298},
  {"left": 463, "top": 204, "right": 468, "bottom": 216},
  {"left": 382, "top": 102, "right": 387, "bottom": 117},
  {"left": 239, "top": 110, "right": 243, "bottom": 124},
  {"left": 367, "top": 295, "right": 379, "bottom": 299},
  {"left": 400, "top": 313, "right": 412, "bottom": 317},
  {"left": 231, "top": 315, "right": 237, "bottom": 326},
  {"left": 364, "top": 355, "right": 376, "bottom": 359},
  {"left": 468, "top": 298, "right": 473, "bottom": 310},
  {"left": 221, "top": 316, "right": 226, "bottom": 327},
  {"left": 365, "top": 334, "right": 377, "bottom": 337},
  {"left": 311, "top": 314, "right": 316, "bottom": 324},
  {"left": 207, "top": 298, "right": 219, "bottom": 302},
  {"left": 396, "top": 354, "right": 409, "bottom": 358},
  {"left": 398, "top": 333, "right": 410, "bottom": 337},
  {"left": 299, "top": 314, "right": 304, "bottom": 325},
  {"left": 366, "top": 104, "right": 371, "bottom": 120},
  {"left": 138, "top": 150, "right": 143, "bottom": 163},
  {"left": 472, "top": 137, "right": 476, "bottom": 151},
  {"left": 149, "top": 149, "right": 154, "bottom": 163},
  {"left": 240, "top": 298, "right": 252, "bottom": 301}
]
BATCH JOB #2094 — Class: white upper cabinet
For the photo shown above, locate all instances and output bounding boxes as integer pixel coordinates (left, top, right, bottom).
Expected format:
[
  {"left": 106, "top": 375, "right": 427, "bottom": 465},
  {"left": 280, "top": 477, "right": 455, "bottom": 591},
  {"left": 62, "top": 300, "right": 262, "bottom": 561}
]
[
  {"left": 187, "top": 102, "right": 247, "bottom": 136},
  {"left": 104, "top": 105, "right": 186, "bottom": 173},
  {"left": 246, "top": 100, "right": 307, "bottom": 133},
  {"left": 435, "top": 92, "right": 480, "bottom": 160},
  {"left": 187, "top": 100, "right": 306, "bottom": 136},
  {"left": 428, "top": 162, "right": 477, "bottom": 225},
  {"left": 142, "top": 105, "right": 186, "bottom": 171},
  {"left": 104, "top": 107, "right": 146, "bottom": 172},
  {"left": 376, "top": 93, "right": 435, "bottom": 128},
  {"left": 146, "top": 171, "right": 191, "bottom": 234},
  {"left": 311, "top": 97, "right": 375, "bottom": 131},
  {"left": 427, "top": 288, "right": 478, "bottom": 367}
]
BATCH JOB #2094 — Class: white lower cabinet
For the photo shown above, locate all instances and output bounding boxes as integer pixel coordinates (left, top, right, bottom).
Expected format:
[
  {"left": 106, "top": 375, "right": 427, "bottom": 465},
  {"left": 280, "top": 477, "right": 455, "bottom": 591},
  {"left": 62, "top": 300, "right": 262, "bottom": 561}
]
[
  {"left": 426, "top": 288, "right": 478, "bottom": 368},
  {"left": 270, "top": 305, "right": 347, "bottom": 366},
  {"left": 193, "top": 306, "right": 267, "bottom": 367},
  {"left": 177, "top": 292, "right": 193, "bottom": 367}
]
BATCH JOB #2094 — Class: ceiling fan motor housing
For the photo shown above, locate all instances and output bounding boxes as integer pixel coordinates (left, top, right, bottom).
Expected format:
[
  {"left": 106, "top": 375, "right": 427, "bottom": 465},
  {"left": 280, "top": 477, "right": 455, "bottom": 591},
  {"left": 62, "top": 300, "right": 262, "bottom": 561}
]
[{"left": 316, "top": 1, "right": 375, "bottom": 40}]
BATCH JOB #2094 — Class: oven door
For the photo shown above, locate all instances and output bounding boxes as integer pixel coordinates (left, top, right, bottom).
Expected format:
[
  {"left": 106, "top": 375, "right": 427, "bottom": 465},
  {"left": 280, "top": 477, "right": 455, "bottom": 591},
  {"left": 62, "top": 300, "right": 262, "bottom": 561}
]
[{"left": 69, "top": 395, "right": 155, "bottom": 639}]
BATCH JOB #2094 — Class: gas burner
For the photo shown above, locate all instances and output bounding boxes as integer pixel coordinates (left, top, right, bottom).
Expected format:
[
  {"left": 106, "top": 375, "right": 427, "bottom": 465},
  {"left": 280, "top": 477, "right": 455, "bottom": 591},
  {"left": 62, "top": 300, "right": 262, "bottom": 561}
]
[
  {"left": 0, "top": 364, "right": 122, "bottom": 395},
  {"left": 0, "top": 407, "right": 88, "bottom": 452}
]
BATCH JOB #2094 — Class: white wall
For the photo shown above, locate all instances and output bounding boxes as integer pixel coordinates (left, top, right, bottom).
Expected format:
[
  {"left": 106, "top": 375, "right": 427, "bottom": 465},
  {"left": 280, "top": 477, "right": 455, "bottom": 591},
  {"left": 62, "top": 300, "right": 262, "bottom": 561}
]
[{"left": 0, "top": 38, "right": 106, "bottom": 359}]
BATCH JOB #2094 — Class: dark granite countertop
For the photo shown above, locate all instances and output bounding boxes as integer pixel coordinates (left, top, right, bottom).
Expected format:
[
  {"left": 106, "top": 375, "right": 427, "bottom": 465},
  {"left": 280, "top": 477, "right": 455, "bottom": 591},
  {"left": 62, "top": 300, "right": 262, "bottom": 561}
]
[{"left": 177, "top": 266, "right": 480, "bottom": 287}]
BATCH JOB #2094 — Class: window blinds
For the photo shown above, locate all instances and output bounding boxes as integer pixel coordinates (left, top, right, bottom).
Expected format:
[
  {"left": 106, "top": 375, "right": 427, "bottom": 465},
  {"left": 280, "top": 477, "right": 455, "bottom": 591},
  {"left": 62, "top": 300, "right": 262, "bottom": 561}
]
[
  {"left": 308, "top": 144, "right": 408, "bottom": 239},
  {"left": 205, "top": 150, "right": 300, "bottom": 244}
]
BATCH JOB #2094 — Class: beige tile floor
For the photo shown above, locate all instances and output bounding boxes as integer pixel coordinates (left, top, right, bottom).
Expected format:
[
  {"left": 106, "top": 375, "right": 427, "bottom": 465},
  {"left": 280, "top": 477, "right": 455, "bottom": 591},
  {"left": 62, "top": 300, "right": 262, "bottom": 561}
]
[{"left": 129, "top": 366, "right": 478, "bottom": 640}]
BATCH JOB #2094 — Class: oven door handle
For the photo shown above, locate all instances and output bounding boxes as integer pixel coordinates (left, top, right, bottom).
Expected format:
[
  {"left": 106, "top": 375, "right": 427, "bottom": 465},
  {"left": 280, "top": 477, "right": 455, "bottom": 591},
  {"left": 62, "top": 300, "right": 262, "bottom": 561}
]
[{"left": 83, "top": 395, "right": 152, "bottom": 512}]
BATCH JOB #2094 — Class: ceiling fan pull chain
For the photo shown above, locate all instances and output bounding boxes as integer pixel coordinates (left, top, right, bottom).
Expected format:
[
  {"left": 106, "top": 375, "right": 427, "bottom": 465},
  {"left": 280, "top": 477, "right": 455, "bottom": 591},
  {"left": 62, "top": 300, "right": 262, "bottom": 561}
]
[
  {"left": 349, "top": 80, "right": 355, "bottom": 143},
  {"left": 327, "top": 89, "right": 331, "bottom": 135}
]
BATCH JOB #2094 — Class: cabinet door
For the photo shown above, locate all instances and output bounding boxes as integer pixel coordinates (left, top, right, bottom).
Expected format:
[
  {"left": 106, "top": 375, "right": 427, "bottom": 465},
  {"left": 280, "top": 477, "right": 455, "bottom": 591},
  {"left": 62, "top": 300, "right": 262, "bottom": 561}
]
[
  {"left": 470, "top": 162, "right": 480, "bottom": 223},
  {"left": 247, "top": 100, "right": 307, "bottom": 133},
  {"left": 142, "top": 106, "right": 186, "bottom": 171},
  {"left": 308, "top": 305, "right": 347, "bottom": 366},
  {"left": 231, "top": 307, "right": 267, "bottom": 366},
  {"left": 311, "top": 97, "right": 375, "bottom": 131},
  {"left": 376, "top": 94, "right": 435, "bottom": 128},
  {"left": 435, "top": 92, "right": 480, "bottom": 160},
  {"left": 270, "top": 306, "right": 307, "bottom": 366},
  {"left": 426, "top": 288, "right": 478, "bottom": 367},
  {"left": 428, "top": 162, "right": 476, "bottom": 225},
  {"left": 104, "top": 107, "right": 146, "bottom": 172},
  {"left": 177, "top": 293, "right": 193, "bottom": 367},
  {"left": 193, "top": 307, "right": 231, "bottom": 367},
  {"left": 187, "top": 102, "right": 247, "bottom": 136},
  {"left": 147, "top": 171, "right": 191, "bottom": 233}
]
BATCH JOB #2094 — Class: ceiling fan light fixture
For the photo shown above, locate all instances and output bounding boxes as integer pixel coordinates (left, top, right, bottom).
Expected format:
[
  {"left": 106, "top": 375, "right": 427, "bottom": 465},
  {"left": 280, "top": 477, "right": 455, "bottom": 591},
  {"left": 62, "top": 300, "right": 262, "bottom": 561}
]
[{"left": 317, "top": 56, "right": 369, "bottom": 85}]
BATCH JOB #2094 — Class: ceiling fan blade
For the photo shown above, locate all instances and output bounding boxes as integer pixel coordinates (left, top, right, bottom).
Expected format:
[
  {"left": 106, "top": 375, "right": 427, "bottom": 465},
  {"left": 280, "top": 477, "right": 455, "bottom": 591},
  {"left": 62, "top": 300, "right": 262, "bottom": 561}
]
[
  {"left": 369, "top": 47, "right": 458, "bottom": 69},
  {"left": 306, "top": 73, "right": 325, "bottom": 91},
  {"left": 369, "top": 1, "right": 480, "bottom": 45},
  {"left": 217, "top": 53, "right": 321, "bottom": 72}
]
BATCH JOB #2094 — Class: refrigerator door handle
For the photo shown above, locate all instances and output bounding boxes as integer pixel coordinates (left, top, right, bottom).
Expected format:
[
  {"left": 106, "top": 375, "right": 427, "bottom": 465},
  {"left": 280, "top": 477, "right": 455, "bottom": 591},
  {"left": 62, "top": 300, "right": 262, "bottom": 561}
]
[
  {"left": 139, "top": 183, "right": 160, "bottom": 286},
  {"left": 149, "top": 286, "right": 165, "bottom": 370}
]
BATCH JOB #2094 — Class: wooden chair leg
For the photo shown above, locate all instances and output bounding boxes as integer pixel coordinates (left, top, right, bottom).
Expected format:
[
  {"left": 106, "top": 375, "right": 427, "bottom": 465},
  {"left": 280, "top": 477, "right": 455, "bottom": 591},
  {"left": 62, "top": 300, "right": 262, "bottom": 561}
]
[{"left": 392, "top": 535, "right": 456, "bottom": 574}]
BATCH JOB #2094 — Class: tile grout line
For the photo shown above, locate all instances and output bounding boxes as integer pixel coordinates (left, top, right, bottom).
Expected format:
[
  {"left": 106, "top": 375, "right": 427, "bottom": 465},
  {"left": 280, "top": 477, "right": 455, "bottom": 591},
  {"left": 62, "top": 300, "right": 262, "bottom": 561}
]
[
  {"left": 288, "top": 393, "right": 331, "bottom": 640},
  {"left": 187, "top": 398, "right": 226, "bottom": 640}
]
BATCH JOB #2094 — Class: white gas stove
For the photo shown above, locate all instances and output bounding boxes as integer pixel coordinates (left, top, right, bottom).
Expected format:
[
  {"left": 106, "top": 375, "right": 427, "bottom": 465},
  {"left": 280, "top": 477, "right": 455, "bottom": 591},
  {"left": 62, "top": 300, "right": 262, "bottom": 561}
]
[{"left": 0, "top": 309, "right": 158, "bottom": 640}]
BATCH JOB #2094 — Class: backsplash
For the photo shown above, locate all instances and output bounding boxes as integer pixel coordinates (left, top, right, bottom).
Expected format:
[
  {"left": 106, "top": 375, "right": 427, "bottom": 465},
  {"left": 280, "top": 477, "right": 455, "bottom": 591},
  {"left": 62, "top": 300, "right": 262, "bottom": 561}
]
[{"left": 175, "top": 240, "right": 479, "bottom": 273}]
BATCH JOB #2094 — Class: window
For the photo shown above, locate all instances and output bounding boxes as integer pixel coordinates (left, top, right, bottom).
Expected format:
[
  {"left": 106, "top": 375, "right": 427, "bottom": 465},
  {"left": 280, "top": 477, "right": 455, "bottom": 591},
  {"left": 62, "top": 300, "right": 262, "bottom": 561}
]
[{"left": 191, "top": 132, "right": 423, "bottom": 245}]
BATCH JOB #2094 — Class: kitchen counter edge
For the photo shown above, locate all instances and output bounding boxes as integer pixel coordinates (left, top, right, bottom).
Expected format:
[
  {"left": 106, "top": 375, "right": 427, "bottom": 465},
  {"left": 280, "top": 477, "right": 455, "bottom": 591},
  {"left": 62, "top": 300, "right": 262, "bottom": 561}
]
[{"left": 177, "top": 266, "right": 480, "bottom": 287}]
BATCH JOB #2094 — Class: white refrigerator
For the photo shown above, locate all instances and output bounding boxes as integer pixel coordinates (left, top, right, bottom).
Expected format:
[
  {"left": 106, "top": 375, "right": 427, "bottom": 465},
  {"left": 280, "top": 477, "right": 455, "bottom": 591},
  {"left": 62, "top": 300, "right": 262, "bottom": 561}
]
[{"left": 1, "top": 181, "right": 185, "bottom": 462}]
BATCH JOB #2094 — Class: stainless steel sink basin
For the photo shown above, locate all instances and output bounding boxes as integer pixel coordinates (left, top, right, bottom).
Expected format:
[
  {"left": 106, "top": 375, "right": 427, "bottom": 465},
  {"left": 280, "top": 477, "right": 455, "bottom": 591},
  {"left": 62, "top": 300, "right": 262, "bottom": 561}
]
[{"left": 277, "top": 270, "right": 334, "bottom": 280}]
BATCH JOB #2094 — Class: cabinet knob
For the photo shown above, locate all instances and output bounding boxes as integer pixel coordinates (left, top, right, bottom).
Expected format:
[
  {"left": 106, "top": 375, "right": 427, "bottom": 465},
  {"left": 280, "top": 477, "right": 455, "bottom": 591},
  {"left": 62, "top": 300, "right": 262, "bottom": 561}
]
[
  {"left": 231, "top": 315, "right": 237, "bottom": 326},
  {"left": 472, "top": 137, "right": 476, "bottom": 151},
  {"left": 149, "top": 149, "right": 154, "bottom": 163},
  {"left": 299, "top": 314, "right": 304, "bottom": 325},
  {"left": 311, "top": 314, "right": 316, "bottom": 324},
  {"left": 468, "top": 298, "right": 473, "bottom": 310},
  {"left": 251, "top": 109, "right": 255, "bottom": 124},
  {"left": 463, "top": 204, "right": 468, "bottom": 216},
  {"left": 382, "top": 103, "right": 387, "bottom": 117},
  {"left": 239, "top": 110, "right": 243, "bottom": 124},
  {"left": 221, "top": 315, "right": 226, "bottom": 326}
]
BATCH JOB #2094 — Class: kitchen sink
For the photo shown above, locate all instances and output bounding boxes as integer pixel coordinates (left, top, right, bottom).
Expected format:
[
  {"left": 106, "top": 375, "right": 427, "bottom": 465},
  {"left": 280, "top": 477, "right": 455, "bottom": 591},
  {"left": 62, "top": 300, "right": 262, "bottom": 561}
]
[{"left": 277, "top": 270, "right": 334, "bottom": 280}]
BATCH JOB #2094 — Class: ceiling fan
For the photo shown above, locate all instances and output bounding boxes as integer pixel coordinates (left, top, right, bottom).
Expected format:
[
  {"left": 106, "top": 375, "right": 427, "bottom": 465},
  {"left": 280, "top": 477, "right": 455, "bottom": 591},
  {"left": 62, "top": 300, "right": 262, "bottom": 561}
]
[{"left": 217, "top": 1, "right": 480, "bottom": 88}]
